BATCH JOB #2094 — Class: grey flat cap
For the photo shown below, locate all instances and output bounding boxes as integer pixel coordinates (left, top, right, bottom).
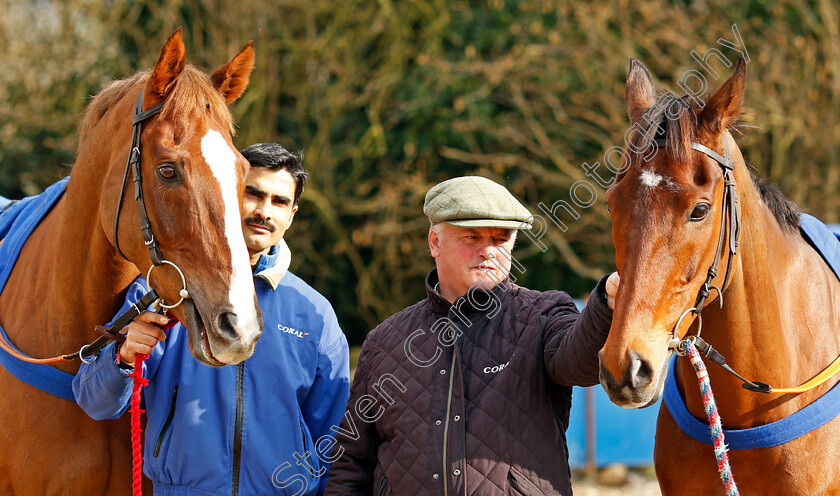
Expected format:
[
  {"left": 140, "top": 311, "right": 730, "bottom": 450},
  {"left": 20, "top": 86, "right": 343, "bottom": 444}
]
[{"left": 424, "top": 176, "right": 532, "bottom": 230}]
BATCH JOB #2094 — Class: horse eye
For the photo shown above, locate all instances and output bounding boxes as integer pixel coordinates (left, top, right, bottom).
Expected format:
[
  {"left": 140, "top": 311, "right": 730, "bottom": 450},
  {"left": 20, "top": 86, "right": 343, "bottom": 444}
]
[
  {"left": 689, "top": 203, "right": 710, "bottom": 221},
  {"left": 157, "top": 165, "right": 177, "bottom": 180}
]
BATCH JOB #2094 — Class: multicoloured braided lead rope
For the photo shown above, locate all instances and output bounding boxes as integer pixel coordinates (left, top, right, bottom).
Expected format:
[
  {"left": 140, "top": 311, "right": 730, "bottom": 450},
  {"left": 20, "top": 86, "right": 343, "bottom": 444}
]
[{"left": 681, "top": 339, "right": 740, "bottom": 496}]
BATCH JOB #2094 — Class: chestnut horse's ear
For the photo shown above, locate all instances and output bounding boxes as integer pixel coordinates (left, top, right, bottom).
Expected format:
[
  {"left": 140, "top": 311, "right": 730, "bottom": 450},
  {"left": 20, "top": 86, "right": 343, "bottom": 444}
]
[
  {"left": 147, "top": 27, "right": 187, "bottom": 103},
  {"left": 211, "top": 41, "right": 255, "bottom": 104},
  {"left": 698, "top": 57, "right": 746, "bottom": 135},
  {"left": 626, "top": 59, "right": 656, "bottom": 126}
]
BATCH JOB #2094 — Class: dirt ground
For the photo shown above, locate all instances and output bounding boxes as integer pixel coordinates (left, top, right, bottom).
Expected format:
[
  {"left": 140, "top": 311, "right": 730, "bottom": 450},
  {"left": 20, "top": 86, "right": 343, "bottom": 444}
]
[{"left": 571, "top": 467, "right": 662, "bottom": 496}]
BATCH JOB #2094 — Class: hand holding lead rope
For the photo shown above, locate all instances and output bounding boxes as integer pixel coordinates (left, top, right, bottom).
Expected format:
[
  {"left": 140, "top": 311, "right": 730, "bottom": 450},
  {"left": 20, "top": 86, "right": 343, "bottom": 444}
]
[{"left": 84, "top": 260, "right": 190, "bottom": 363}]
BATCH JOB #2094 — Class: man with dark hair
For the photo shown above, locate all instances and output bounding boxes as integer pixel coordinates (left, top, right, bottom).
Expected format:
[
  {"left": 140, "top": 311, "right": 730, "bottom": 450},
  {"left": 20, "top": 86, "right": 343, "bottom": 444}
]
[
  {"left": 240, "top": 142, "right": 308, "bottom": 205},
  {"left": 74, "top": 143, "right": 350, "bottom": 496},
  {"left": 238, "top": 143, "right": 307, "bottom": 267}
]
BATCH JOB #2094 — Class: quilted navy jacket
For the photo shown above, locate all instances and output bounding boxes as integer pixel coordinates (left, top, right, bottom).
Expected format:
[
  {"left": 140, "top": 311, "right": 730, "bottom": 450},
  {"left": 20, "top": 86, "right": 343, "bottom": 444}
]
[
  {"left": 325, "top": 269, "right": 612, "bottom": 496},
  {"left": 73, "top": 244, "right": 350, "bottom": 496}
]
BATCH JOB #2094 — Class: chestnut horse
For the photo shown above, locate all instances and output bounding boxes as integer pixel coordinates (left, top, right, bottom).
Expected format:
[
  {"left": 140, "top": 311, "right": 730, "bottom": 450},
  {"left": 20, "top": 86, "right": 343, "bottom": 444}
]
[
  {"left": 601, "top": 58, "right": 840, "bottom": 494},
  {"left": 0, "top": 29, "right": 262, "bottom": 494}
]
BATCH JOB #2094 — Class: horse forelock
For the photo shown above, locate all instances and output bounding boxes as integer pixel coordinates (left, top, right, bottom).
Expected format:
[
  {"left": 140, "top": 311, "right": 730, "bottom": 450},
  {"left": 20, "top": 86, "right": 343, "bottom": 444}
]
[
  {"left": 160, "top": 65, "right": 234, "bottom": 135},
  {"left": 629, "top": 92, "right": 698, "bottom": 168},
  {"left": 628, "top": 90, "right": 749, "bottom": 170},
  {"left": 626, "top": 91, "right": 797, "bottom": 234},
  {"left": 79, "top": 65, "right": 234, "bottom": 144}
]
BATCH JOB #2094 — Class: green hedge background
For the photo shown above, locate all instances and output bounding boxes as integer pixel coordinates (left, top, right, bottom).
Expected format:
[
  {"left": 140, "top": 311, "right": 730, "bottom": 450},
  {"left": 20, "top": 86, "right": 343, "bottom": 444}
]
[{"left": 2, "top": 0, "right": 838, "bottom": 345}]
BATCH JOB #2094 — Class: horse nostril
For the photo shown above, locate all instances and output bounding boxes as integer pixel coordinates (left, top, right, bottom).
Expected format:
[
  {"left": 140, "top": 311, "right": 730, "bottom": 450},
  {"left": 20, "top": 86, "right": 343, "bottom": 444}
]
[
  {"left": 601, "top": 368, "right": 620, "bottom": 389},
  {"left": 629, "top": 355, "right": 654, "bottom": 388},
  {"left": 599, "top": 360, "right": 620, "bottom": 389},
  {"left": 216, "top": 312, "right": 239, "bottom": 339}
]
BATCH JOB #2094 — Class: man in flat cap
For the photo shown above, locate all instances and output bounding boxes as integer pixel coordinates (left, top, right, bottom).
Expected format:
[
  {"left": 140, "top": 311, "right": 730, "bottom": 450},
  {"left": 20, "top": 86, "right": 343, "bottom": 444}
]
[{"left": 326, "top": 176, "right": 619, "bottom": 496}]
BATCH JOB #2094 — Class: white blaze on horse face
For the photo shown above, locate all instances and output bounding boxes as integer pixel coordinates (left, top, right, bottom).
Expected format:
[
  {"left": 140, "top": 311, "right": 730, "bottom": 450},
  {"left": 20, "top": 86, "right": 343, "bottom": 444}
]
[
  {"left": 640, "top": 169, "right": 664, "bottom": 188},
  {"left": 200, "top": 130, "right": 260, "bottom": 346}
]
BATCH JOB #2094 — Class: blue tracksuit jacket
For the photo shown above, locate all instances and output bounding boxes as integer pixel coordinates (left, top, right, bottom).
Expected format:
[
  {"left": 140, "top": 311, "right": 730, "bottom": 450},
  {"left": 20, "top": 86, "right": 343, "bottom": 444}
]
[{"left": 73, "top": 243, "right": 350, "bottom": 496}]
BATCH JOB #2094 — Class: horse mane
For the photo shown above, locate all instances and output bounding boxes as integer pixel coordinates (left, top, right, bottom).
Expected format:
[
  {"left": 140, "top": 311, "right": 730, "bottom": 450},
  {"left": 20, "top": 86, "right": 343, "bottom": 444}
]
[
  {"left": 750, "top": 173, "right": 800, "bottom": 233},
  {"left": 79, "top": 65, "right": 234, "bottom": 142},
  {"left": 630, "top": 90, "right": 799, "bottom": 234}
]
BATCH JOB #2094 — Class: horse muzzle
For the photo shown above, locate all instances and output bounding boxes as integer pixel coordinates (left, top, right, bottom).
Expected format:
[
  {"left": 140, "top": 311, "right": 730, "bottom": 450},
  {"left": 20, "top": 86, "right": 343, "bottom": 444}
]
[
  {"left": 182, "top": 298, "right": 262, "bottom": 366},
  {"left": 598, "top": 348, "right": 666, "bottom": 408}
]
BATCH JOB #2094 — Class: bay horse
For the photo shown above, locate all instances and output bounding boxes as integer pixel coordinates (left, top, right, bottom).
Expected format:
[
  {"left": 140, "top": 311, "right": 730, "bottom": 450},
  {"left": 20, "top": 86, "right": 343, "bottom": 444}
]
[
  {"left": 0, "top": 29, "right": 262, "bottom": 494},
  {"left": 600, "top": 58, "right": 840, "bottom": 494}
]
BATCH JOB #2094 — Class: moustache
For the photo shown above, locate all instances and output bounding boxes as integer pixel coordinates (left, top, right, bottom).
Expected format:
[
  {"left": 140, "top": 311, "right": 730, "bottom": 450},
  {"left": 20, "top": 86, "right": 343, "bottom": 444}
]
[{"left": 244, "top": 217, "right": 276, "bottom": 232}]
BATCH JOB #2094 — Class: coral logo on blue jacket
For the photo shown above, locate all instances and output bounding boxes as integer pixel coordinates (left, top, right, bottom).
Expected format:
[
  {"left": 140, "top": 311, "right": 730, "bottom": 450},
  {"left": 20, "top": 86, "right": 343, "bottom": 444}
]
[{"left": 277, "top": 324, "right": 309, "bottom": 339}]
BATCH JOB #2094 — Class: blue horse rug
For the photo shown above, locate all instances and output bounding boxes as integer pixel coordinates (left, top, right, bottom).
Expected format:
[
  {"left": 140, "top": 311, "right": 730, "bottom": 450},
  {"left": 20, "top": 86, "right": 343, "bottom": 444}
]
[
  {"left": 0, "top": 176, "right": 76, "bottom": 401},
  {"left": 663, "top": 213, "right": 840, "bottom": 448}
]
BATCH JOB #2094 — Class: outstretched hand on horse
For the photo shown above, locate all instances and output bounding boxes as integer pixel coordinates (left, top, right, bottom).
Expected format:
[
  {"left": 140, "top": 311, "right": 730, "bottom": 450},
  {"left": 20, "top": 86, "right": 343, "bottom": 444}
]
[
  {"left": 118, "top": 311, "right": 170, "bottom": 367},
  {"left": 605, "top": 271, "right": 620, "bottom": 311}
]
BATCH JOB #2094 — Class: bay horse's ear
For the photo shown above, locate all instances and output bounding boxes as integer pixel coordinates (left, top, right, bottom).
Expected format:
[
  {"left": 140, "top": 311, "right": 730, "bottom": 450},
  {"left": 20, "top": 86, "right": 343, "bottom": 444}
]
[
  {"left": 211, "top": 41, "right": 255, "bottom": 104},
  {"left": 626, "top": 59, "right": 656, "bottom": 126},
  {"left": 147, "top": 27, "right": 187, "bottom": 102},
  {"left": 698, "top": 57, "right": 746, "bottom": 136}
]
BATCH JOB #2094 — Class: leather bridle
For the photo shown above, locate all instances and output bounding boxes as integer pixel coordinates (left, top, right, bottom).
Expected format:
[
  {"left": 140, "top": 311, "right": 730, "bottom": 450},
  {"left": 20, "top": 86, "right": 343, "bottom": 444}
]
[
  {"left": 84, "top": 89, "right": 193, "bottom": 359},
  {"left": 113, "top": 89, "right": 165, "bottom": 266},
  {"left": 656, "top": 133, "right": 773, "bottom": 392},
  {"left": 0, "top": 90, "right": 190, "bottom": 365},
  {"left": 688, "top": 136, "right": 742, "bottom": 315},
  {"left": 655, "top": 133, "right": 741, "bottom": 351},
  {"left": 658, "top": 133, "right": 840, "bottom": 395}
]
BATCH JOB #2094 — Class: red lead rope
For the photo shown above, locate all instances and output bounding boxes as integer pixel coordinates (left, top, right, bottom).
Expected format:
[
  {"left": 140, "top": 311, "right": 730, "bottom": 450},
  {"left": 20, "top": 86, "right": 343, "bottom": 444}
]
[
  {"left": 127, "top": 314, "right": 178, "bottom": 496},
  {"left": 128, "top": 353, "right": 149, "bottom": 496}
]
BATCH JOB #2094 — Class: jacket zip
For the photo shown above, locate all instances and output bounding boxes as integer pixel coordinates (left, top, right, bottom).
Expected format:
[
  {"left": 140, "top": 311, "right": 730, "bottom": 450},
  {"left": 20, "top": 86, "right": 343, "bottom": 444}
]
[
  {"left": 232, "top": 362, "right": 245, "bottom": 496},
  {"left": 375, "top": 475, "right": 388, "bottom": 496},
  {"left": 298, "top": 416, "right": 314, "bottom": 475},
  {"left": 441, "top": 351, "right": 457, "bottom": 496},
  {"left": 153, "top": 385, "right": 179, "bottom": 457},
  {"left": 299, "top": 418, "right": 308, "bottom": 450}
]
